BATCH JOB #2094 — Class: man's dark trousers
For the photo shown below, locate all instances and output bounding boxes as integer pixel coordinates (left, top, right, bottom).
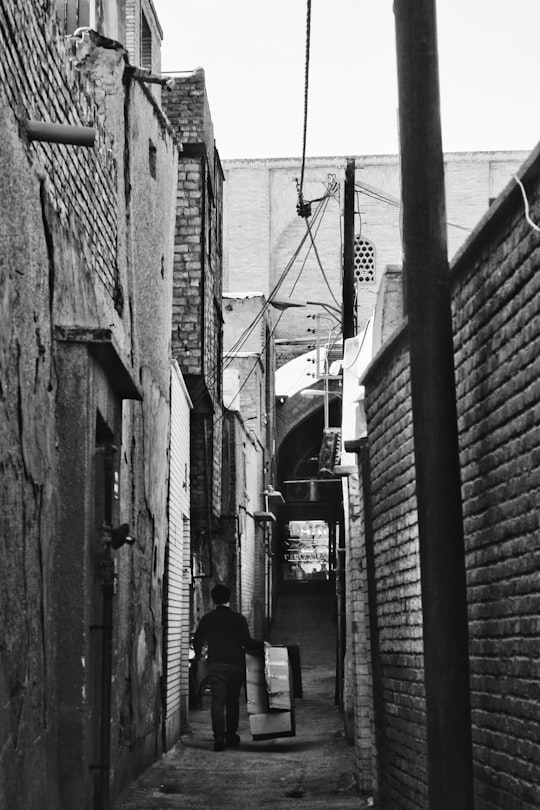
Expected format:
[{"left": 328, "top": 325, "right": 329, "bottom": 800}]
[{"left": 207, "top": 662, "right": 245, "bottom": 742}]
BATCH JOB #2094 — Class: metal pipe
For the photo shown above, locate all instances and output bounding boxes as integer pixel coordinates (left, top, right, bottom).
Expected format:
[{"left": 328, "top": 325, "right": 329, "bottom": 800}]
[
  {"left": 26, "top": 120, "right": 96, "bottom": 147},
  {"left": 125, "top": 66, "right": 176, "bottom": 88},
  {"left": 342, "top": 158, "right": 356, "bottom": 341}
]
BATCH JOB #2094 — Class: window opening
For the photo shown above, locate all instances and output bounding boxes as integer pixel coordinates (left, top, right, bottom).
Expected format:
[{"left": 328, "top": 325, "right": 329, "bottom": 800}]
[
  {"left": 141, "top": 11, "right": 152, "bottom": 70},
  {"left": 282, "top": 520, "right": 329, "bottom": 582}
]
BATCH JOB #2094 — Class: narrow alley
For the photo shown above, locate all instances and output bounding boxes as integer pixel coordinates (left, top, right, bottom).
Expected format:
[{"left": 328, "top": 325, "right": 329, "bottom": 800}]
[
  {"left": 114, "top": 587, "right": 370, "bottom": 809},
  {"left": 3, "top": 3, "right": 540, "bottom": 809}
]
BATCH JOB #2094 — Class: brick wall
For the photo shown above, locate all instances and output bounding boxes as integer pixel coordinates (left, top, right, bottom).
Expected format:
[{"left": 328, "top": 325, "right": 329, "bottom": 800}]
[
  {"left": 163, "top": 69, "right": 223, "bottom": 387},
  {"left": 125, "top": 0, "right": 162, "bottom": 73},
  {"left": 452, "top": 147, "right": 540, "bottom": 810},
  {"left": 359, "top": 144, "right": 540, "bottom": 808},
  {"left": 343, "top": 472, "right": 375, "bottom": 791},
  {"left": 0, "top": 9, "right": 121, "bottom": 298},
  {"left": 162, "top": 70, "right": 225, "bottom": 610},
  {"left": 171, "top": 156, "right": 206, "bottom": 371},
  {"left": 363, "top": 331, "right": 427, "bottom": 809}
]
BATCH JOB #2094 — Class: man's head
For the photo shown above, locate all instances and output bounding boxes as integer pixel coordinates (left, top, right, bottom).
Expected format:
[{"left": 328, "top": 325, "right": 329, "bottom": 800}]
[{"left": 211, "top": 584, "right": 231, "bottom": 605}]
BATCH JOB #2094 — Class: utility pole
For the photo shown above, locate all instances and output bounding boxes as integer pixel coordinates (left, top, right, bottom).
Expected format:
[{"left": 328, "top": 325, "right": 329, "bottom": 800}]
[
  {"left": 393, "top": 2, "right": 474, "bottom": 808},
  {"left": 342, "top": 158, "right": 356, "bottom": 341}
]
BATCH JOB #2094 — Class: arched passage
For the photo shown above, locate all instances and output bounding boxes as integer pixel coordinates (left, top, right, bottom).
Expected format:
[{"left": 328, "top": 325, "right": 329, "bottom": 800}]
[{"left": 273, "top": 398, "right": 343, "bottom": 590}]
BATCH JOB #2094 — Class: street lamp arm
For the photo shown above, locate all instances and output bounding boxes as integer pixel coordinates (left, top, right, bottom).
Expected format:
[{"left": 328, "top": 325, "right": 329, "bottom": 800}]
[{"left": 306, "top": 300, "right": 341, "bottom": 316}]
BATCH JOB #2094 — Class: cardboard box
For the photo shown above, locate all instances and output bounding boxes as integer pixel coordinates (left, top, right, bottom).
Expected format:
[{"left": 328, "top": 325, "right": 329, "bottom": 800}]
[
  {"left": 249, "top": 709, "right": 296, "bottom": 741},
  {"left": 265, "top": 645, "right": 293, "bottom": 711},
  {"left": 245, "top": 653, "right": 268, "bottom": 715},
  {"left": 287, "top": 644, "right": 303, "bottom": 698}
]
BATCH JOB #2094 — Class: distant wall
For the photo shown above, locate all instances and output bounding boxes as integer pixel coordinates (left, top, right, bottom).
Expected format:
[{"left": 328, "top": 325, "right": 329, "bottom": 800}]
[{"left": 223, "top": 152, "right": 529, "bottom": 350}]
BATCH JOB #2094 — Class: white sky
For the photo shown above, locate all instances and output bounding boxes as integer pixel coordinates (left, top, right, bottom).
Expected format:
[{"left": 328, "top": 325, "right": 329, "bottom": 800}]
[{"left": 154, "top": 1, "right": 540, "bottom": 160}]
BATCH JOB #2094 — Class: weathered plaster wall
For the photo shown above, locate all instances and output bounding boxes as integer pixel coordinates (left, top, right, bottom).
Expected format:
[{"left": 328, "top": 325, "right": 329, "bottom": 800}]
[
  {"left": 113, "top": 80, "right": 177, "bottom": 792},
  {"left": 0, "top": 3, "right": 177, "bottom": 807},
  {"left": 0, "top": 97, "right": 60, "bottom": 810}
]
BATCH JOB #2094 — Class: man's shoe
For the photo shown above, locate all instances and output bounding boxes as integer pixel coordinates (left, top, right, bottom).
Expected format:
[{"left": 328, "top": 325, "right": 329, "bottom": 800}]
[
  {"left": 226, "top": 733, "right": 241, "bottom": 748},
  {"left": 213, "top": 737, "right": 226, "bottom": 751}
]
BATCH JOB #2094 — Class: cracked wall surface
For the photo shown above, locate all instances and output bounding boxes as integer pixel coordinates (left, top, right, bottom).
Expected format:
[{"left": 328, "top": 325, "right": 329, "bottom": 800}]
[{"left": 0, "top": 3, "right": 178, "bottom": 807}]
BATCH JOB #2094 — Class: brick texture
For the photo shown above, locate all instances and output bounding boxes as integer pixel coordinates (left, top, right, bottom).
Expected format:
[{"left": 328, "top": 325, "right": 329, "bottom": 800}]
[
  {"left": 162, "top": 70, "right": 226, "bottom": 615},
  {"left": 362, "top": 332, "right": 427, "bottom": 809},
  {"left": 358, "top": 146, "right": 540, "bottom": 809},
  {"left": 452, "top": 154, "right": 540, "bottom": 810}
]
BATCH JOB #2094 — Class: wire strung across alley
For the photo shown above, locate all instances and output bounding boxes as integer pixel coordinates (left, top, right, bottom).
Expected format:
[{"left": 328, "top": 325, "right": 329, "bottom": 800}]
[
  {"left": 355, "top": 181, "right": 472, "bottom": 233},
  {"left": 297, "top": 0, "right": 312, "bottom": 217},
  {"left": 215, "top": 196, "right": 338, "bottom": 417},
  {"left": 189, "top": 185, "right": 339, "bottom": 416}
]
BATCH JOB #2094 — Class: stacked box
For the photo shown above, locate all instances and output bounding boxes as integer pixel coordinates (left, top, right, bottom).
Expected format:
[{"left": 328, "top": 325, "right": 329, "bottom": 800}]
[
  {"left": 287, "top": 644, "right": 303, "bottom": 698},
  {"left": 245, "top": 653, "right": 268, "bottom": 715},
  {"left": 246, "top": 645, "right": 297, "bottom": 740},
  {"left": 265, "top": 645, "right": 293, "bottom": 711},
  {"left": 249, "top": 708, "right": 296, "bottom": 741}
]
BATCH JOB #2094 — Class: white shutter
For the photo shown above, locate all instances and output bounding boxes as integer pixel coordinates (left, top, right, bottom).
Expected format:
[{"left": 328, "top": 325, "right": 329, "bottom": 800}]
[{"left": 164, "top": 362, "right": 192, "bottom": 749}]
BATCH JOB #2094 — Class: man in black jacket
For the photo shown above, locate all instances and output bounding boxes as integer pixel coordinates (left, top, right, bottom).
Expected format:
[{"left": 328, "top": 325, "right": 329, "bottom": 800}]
[{"left": 193, "top": 583, "right": 265, "bottom": 751}]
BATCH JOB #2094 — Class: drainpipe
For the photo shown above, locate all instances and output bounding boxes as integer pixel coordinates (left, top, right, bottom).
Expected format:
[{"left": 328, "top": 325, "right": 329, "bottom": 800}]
[
  {"left": 393, "top": 2, "right": 474, "bottom": 807},
  {"left": 202, "top": 416, "right": 214, "bottom": 577}
]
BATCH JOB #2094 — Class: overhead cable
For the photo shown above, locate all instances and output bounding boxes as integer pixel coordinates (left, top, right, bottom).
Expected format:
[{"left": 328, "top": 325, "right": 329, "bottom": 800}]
[{"left": 297, "top": 0, "right": 312, "bottom": 218}]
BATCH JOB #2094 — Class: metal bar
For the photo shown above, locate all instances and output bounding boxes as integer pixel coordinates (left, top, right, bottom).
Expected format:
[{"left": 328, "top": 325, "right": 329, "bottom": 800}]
[
  {"left": 26, "top": 121, "right": 96, "bottom": 147},
  {"left": 393, "top": 2, "right": 474, "bottom": 807},
  {"left": 342, "top": 158, "right": 356, "bottom": 340}
]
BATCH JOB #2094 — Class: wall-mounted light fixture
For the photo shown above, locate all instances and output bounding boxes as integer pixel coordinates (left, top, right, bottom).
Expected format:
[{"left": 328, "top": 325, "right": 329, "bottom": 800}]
[
  {"left": 254, "top": 484, "right": 285, "bottom": 521},
  {"left": 268, "top": 297, "right": 340, "bottom": 318}
]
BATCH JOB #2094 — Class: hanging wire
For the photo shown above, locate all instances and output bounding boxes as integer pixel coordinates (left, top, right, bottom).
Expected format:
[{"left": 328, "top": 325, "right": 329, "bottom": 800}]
[
  {"left": 289, "top": 195, "right": 330, "bottom": 298},
  {"left": 214, "top": 192, "right": 339, "bottom": 418},
  {"left": 305, "top": 217, "right": 341, "bottom": 309},
  {"left": 217, "top": 309, "right": 286, "bottom": 420},
  {"left": 187, "top": 193, "right": 332, "bottom": 413},
  {"left": 297, "top": 0, "right": 312, "bottom": 217},
  {"left": 514, "top": 175, "right": 540, "bottom": 233},
  {"left": 354, "top": 182, "right": 472, "bottom": 233},
  {"left": 341, "top": 320, "right": 371, "bottom": 371},
  {"left": 222, "top": 192, "right": 329, "bottom": 374}
]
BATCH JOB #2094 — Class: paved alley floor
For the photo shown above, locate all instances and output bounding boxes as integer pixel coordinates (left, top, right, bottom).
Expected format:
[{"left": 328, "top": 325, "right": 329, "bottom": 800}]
[{"left": 114, "top": 589, "right": 372, "bottom": 809}]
